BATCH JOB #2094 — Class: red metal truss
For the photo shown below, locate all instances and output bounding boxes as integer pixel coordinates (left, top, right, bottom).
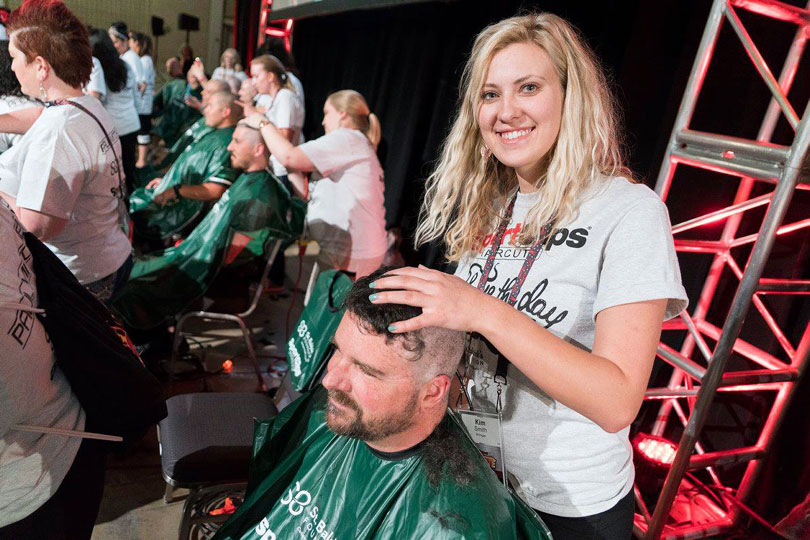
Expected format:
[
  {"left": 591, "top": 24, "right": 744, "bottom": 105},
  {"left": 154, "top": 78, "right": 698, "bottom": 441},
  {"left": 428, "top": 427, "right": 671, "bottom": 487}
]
[
  {"left": 635, "top": 0, "right": 810, "bottom": 538},
  {"left": 259, "top": 0, "right": 294, "bottom": 52}
]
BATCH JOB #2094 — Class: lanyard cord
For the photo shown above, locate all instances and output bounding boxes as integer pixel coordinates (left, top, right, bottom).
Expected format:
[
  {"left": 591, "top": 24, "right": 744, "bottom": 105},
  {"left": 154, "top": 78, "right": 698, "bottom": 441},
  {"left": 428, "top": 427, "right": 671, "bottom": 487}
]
[{"left": 475, "top": 193, "right": 553, "bottom": 384}]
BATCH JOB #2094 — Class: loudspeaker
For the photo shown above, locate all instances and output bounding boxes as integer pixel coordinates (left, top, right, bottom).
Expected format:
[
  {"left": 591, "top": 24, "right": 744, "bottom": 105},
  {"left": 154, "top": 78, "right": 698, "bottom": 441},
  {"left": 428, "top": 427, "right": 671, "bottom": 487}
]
[
  {"left": 177, "top": 13, "right": 199, "bottom": 32},
  {"left": 151, "top": 16, "right": 165, "bottom": 37}
]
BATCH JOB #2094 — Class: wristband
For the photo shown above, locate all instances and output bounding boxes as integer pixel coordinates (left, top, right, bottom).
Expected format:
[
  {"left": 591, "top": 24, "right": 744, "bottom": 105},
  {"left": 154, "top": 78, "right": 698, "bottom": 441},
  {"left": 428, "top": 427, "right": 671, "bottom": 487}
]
[{"left": 173, "top": 185, "right": 182, "bottom": 199}]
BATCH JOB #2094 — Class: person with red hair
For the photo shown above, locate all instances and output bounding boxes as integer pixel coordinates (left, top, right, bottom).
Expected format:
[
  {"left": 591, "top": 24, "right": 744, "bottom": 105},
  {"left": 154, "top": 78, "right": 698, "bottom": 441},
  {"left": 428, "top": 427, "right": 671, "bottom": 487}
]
[{"left": 0, "top": 0, "right": 132, "bottom": 304}]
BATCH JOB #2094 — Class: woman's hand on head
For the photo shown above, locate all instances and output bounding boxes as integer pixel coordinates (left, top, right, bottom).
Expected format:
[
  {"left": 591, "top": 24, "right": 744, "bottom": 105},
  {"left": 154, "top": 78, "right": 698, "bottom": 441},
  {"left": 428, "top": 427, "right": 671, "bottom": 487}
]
[
  {"left": 238, "top": 101, "right": 259, "bottom": 118},
  {"left": 368, "top": 265, "right": 493, "bottom": 333},
  {"left": 242, "top": 113, "right": 266, "bottom": 130}
]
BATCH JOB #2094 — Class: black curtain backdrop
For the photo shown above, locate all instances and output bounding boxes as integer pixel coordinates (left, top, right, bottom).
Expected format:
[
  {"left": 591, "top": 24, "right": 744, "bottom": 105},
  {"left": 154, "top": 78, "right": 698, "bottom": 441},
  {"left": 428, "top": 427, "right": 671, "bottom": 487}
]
[
  {"left": 288, "top": 0, "right": 809, "bottom": 528},
  {"left": 235, "top": 0, "right": 261, "bottom": 65}
]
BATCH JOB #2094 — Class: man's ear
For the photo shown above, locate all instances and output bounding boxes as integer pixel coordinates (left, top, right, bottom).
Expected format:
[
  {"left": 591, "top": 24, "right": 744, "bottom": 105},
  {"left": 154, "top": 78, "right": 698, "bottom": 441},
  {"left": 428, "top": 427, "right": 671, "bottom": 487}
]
[{"left": 421, "top": 374, "right": 451, "bottom": 410}]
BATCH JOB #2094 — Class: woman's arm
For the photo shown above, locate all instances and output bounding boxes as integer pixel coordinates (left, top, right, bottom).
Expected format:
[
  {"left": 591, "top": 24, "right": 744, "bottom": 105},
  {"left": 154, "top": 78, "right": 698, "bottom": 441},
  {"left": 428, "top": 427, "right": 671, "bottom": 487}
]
[
  {"left": 153, "top": 182, "right": 227, "bottom": 205},
  {"left": 17, "top": 207, "right": 68, "bottom": 241},
  {"left": 369, "top": 267, "right": 666, "bottom": 433},
  {"left": 245, "top": 114, "right": 314, "bottom": 172},
  {"left": 286, "top": 171, "right": 309, "bottom": 199},
  {"left": 0, "top": 106, "right": 44, "bottom": 135}
]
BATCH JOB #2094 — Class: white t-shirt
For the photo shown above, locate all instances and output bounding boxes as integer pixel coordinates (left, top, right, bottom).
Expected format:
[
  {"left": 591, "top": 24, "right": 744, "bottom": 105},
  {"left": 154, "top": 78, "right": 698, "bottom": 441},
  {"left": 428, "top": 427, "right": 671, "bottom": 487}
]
[
  {"left": 456, "top": 177, "right": 688, "bottom": 517},
  {"left": 263, "top": 88, "right": 305, "bottom": 177},
  {"left": 0, "top": 199, "right": 84, "bottom": 527},
  {"left": 0, "top": 95, "right": 132, "bottom": 284},
  {"left": 99, "top": 63, "right": 141, "bottom": 136},
  {"left": 87, "top": 57, "right": 107, "bottom": 100},
  {"left": 0, "top": 95, "right": 33, "bottom": 154},
  {"left": 287, "top": 72, "right": 305, "bottom": 115},
  {"left": 136, "top": 54, "right": 156, "bottom": 115},
  {"left": 120, "top": 48, "right": 144, "bottom": 91},
  {"left": 301, "top": 128, "right": 387, "bottom": 262},
  {"left": 211, "top": 66, "right": 248, "bottom": 83}
]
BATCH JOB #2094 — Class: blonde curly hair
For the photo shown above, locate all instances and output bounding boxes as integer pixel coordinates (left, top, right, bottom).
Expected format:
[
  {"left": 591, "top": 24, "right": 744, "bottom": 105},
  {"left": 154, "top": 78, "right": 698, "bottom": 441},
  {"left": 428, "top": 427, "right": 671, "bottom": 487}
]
[{"left": 415, "top": 13, "right": 633, "bottom": 261}]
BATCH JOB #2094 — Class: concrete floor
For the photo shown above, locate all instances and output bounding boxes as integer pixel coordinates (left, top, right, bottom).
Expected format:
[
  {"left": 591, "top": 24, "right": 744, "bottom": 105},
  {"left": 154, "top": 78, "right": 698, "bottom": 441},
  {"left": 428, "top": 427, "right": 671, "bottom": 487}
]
[{"left": 91, "top": 251, "right": 313, "bottom": 540}]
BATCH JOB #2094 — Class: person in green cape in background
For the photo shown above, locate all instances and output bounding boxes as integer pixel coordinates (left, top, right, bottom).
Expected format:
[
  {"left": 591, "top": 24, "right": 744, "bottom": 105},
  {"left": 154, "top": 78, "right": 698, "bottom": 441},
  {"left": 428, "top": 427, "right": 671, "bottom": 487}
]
[
  {"left": 112, "top": 122, "right": 305, "bottom": 330},
  {"left": 213, "top": 269, "right": 552, "bottom": 540},
  {"left": 151, "top": 59, "right": 201, "bottom": 148},
  {"left": 134, "top": 78, "right": 230, "bottom": 187},
  {"left": 129, "top": 91, "right": 242, "bottom": 244}
]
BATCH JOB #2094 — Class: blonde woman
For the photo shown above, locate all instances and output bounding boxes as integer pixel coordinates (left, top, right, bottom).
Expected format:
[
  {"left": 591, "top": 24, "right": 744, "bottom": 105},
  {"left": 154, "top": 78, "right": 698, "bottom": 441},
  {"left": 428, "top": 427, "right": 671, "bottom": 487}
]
[
  {"left": 240, "top": 55, "right": 304, "bottom": 188},
  {"left": 368, "top": 13, "right": 687, "bottom": 539},
  {"left": 213, "top": 48, "right": 248, "bottom": 83},
  {"left": 247, "top": 90, "right": 385, "bottom": 278}
]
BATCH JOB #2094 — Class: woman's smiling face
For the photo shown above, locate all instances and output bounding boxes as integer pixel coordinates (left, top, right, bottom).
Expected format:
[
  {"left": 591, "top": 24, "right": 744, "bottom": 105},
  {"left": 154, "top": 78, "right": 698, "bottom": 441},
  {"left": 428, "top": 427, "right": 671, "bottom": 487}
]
[{"left": 477, "top": 42, "right": 564, "bottom": 190}]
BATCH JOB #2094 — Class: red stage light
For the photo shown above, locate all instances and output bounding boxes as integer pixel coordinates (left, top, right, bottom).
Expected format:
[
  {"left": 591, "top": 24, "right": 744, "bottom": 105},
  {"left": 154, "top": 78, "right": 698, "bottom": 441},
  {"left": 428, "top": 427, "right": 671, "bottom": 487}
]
[
  {"left": 222, "top": 359, "right": 234, "bottom": 373},
  {"left": 636, "top": 435, "right": 678, "bottom": 465}
]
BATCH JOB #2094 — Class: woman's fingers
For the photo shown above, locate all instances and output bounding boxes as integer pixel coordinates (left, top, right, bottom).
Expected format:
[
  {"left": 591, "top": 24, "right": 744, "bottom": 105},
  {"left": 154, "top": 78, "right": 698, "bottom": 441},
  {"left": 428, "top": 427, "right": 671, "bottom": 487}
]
[
  {"left": 369, "top": 289, "right": 430, "bottom": 308},
  {"left": 388, "top": 314, "right": 433, "bottom": 333}
]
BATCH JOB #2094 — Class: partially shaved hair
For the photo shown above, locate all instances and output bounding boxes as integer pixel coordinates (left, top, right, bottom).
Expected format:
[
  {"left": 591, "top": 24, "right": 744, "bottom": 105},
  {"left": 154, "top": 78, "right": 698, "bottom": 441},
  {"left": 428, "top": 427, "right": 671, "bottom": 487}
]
[
  {"left": 343, "top": 267, "right": 465, "bottom": 384},
  {"left": 209, "top": 91, "right": 243, "bottom": 122},
  {"left": 205, "top": 78, "right": 229, "bottom": 94},
  {"left": 235, "top": 122, "right": 266, "bottom": 148}
]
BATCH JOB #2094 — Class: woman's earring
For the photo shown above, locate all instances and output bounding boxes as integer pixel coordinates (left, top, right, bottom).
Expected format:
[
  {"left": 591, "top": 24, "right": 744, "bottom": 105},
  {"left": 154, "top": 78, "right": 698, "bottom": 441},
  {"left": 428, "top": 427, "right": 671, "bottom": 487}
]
[
  {"left": 38, "top": 81, "right": 47, "bottom": 102},
  {"left": 480, "top": 145, "right": 492, "bottom": 162}
]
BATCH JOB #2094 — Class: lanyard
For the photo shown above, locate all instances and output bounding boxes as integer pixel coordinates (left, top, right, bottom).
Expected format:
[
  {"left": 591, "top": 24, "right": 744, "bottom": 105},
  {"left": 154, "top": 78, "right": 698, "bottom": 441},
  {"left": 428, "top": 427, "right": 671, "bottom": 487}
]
[{"left": 475, "top": 193, "right": 553, "bottom": 387}]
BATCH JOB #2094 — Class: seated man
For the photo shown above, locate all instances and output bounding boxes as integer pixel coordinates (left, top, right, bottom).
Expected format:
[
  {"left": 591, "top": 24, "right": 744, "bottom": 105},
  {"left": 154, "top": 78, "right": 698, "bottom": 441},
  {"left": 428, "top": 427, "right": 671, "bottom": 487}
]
[
  {"left": 151, "top": 121, "right": 270, "bottom": 207},
  {"left": 130, "top": 91, "right": 242, "bottom": 243},
  {"left": 137, "top": 78, "right": 231, "bottom": 184},
  {"left": 213, "top": 269, "right": 551, "bottom": 540},
  {"left": 112, "top": 126, "right": 305, "bottom": 330},
  {"left": 151, "top": 64, "right": 203, "bottom": 148}
]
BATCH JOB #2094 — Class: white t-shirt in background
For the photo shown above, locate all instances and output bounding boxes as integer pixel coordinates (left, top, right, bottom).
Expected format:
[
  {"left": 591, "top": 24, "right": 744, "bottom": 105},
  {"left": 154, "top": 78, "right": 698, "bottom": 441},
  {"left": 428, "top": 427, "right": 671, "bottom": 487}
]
[
  {"left": 263, "top": 88, "right": 305, "bottom": 178},
  {"left": 120, "top": 48, "right": 144, "bottom": 92},
  {"left": 0, "top": 198, "right": 84, "bottom": 527},
  {"left": 87, "top": 57, "right": 107, "bottom": 101},
  {"left": 456, "top": 177, "right": 687, "bottom": 518},
  {"left": 0, "top": 95, "right": 34, "bottom": 154},
  {"left": 136, "top": 54, "right": 156, "bottom": 115},
  {"left": 212, "top": 66, "right": 248, "bottom": 83},
  {"left": 287, "top": 72, "right": 305, "bottom": 117},
  {"left": 0, "top": 95, "right": 132, "bottom": 284},
  {"left": 300, "top": 128, "right": 387, "bottom": 263},
  {"left": 98, "top": 63, "right": 140, "bottom": 137}
]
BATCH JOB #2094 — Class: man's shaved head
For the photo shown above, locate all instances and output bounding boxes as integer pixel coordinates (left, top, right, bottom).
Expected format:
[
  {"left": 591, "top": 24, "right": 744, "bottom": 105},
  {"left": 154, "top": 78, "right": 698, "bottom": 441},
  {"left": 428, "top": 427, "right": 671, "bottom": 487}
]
[
  {"left": 204, "top": 79, "right": 229, "bottom": 95},
  {"left": 235, "top": 122, "right": 264, "bottom": 146}
]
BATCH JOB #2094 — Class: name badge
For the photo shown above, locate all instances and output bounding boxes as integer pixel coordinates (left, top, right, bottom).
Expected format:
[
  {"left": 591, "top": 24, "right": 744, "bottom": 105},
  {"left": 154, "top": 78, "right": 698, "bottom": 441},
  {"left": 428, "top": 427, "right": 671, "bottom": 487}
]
[{"left": 456, "top": 409, "right": 508, "bottom": 488}]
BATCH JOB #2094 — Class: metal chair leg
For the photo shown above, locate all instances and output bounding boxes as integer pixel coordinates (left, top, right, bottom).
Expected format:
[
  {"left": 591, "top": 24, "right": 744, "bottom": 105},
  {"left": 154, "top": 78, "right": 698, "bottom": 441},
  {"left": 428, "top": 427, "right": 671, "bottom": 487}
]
[{"left": 236, "top": 316, "right": 266, "bottom": 391}]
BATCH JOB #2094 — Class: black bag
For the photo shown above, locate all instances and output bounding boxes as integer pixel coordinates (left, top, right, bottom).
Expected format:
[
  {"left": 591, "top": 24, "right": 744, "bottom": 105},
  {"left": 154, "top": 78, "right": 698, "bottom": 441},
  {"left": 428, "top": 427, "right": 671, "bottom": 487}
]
[{"left": 24, "top": 232, "right": 167, "bottom": 444}]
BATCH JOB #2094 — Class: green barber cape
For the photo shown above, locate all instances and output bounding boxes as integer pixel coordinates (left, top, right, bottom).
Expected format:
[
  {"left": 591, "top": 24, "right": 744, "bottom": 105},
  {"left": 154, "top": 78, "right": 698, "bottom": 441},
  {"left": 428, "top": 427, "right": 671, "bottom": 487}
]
[
  {"left": 214, "top": 388, "right": 552, "bottom": 540},
  {"left": 135, "top": 117, "right": 215, "bottom": 189},
  {"left": 112, "top": 169, "right": 305, "bottom": 330},
  {"left": 152, "top": 79, "right": 202, "bottom": 147},
  {"left": 130, "top": 125, "right": 237, "bottom": 240},
  {"left": 158, "top": 116, "right": 214, "bottom": 170}
]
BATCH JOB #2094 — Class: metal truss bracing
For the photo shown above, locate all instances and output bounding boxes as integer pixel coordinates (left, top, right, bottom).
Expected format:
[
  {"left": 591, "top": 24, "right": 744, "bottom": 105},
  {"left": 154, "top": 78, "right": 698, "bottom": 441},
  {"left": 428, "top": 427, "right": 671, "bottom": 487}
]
[
  {"left": 635, "top": 0, "right": 810, "bottom": 537},
  {"left": 259, "top": 0, "right": 294, "bottom": 50}
]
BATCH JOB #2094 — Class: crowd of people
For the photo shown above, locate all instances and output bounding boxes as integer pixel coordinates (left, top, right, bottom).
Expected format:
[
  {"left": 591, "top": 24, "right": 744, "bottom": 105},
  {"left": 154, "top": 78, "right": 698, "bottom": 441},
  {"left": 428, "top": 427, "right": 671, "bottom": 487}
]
[{"left": 0, "top": 1, "right": 689, "bottom": 539}]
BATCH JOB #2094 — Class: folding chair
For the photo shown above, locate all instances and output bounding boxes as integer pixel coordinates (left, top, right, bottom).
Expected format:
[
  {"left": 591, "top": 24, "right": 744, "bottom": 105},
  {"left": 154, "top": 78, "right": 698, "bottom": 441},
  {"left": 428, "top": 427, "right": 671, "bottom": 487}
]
[
  {"left": 168, "top": 238, "right": 282, "bottom": 391},
  {"left": 157, "top": 392, "right": 278, "bottom": 539}
]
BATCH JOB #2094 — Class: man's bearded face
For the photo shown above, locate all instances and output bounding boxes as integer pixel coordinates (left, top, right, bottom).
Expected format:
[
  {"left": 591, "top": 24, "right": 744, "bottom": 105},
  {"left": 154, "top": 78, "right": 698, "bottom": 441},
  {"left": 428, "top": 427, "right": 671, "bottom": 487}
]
[
  {"left": 322, "top": 314, "right": 423, "bottom": 444},
  {"left": 326, "top": 387, "right": 418, "bottom": 442}
]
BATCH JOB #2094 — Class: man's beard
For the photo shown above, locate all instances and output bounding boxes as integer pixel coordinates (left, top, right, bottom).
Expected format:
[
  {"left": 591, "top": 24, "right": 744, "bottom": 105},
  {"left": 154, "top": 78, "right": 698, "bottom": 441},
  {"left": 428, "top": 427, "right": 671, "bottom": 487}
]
[{"left": 326, "top": 389, "right": 418, "bottom": 442}]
